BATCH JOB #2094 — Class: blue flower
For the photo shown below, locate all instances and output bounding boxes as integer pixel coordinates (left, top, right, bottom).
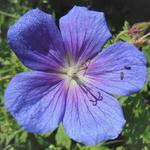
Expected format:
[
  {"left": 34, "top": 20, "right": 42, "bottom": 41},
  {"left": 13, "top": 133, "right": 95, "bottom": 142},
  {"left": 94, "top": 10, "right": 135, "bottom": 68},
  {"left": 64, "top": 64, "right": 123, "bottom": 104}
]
[{"left": 5, "top": 6, "right": 147, "bottom": 145}]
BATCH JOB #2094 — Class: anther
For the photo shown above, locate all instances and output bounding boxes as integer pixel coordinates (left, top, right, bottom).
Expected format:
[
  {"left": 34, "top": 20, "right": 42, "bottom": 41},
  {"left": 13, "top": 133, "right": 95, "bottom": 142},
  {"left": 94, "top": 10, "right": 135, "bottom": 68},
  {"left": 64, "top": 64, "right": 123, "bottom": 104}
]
[
  {"left": 120, "top": 72, "right": 124, "bottom": 80},
  {"left": 124, "top": 65, "right": 131, "bottom": 70}
]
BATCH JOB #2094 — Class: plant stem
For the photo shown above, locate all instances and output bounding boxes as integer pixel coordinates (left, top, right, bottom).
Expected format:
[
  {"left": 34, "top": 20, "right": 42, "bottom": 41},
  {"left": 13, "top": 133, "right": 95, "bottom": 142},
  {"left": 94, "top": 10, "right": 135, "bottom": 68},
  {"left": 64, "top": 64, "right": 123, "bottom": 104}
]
[
  {"left": 0, "top": 10, "right": 18, "bottom": 19},
  {"left": 140, "top": 32, "right": 150, "bottom": 40},
  {"left": 0, "top": 75, "right": 12, "bottom": 81},
  {"left": 105, "top": 139, "right": 124, "bottom": 145}
]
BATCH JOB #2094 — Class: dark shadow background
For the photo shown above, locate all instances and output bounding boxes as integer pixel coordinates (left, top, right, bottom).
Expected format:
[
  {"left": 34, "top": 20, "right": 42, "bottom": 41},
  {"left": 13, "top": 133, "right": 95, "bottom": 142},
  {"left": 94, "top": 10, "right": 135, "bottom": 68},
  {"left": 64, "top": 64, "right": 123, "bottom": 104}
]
[
  {"left": 0, "top": 0, "right": 150, "bottom": 31},
  {"left": 49, "top": 0, "right": 150, "bottom": 30}
]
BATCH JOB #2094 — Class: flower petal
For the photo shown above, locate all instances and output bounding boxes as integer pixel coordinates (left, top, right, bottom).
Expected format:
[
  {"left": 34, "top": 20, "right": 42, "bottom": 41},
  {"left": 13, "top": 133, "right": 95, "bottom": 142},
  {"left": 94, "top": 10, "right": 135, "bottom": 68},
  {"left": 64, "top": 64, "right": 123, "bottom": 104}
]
[
  {"left": 5, "top": 72, "right": 67, "bottom": 133},
  {"left": 59, "top": 6, "right": 111, "bottom": 65},
  {"left": 86, "top": 41, "right": 147, "bottom": 96},
  {"left": 7, "top": 9, "right": 65, "bottom": 71},
  {"left": 63, "top": 80, "right": 125, "bottom": 145}
]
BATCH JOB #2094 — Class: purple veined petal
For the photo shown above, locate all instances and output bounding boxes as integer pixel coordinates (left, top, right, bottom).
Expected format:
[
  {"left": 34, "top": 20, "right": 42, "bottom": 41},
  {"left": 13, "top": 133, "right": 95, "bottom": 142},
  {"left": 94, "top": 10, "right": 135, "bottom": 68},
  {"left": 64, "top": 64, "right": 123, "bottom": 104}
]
[
  {"left": 7, "top": 9, "right": 66, "bottom": 72},
  {"left": 59, "top": 6, "right": 111, "bottom": 65},
  {"left": 5, "top": 72, "right": 67, "bottom": 133},
  {"left": 62, "top": 80, "right": 125, "bottom": 145},
  {"left": 86, "top": 41, "right": 147, "bottom": 96}
]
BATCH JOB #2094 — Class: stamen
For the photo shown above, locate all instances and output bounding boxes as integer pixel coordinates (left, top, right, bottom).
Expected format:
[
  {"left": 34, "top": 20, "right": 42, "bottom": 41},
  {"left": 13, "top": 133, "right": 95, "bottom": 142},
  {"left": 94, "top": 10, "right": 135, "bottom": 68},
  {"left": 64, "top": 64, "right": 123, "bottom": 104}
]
[
  {"left": 78, "top": 60, "right": 91, "bottom": 75},
  {"left": 69, "top": 65, "right": 103, "bottom": 106}
]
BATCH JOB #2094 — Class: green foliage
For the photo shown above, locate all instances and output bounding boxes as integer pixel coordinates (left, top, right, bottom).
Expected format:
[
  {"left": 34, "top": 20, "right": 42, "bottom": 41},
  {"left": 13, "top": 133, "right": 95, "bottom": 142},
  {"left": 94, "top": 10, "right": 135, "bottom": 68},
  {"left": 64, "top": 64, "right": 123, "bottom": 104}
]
[{"left": 0, "top": 0, "right": 150, "bottom": 150}]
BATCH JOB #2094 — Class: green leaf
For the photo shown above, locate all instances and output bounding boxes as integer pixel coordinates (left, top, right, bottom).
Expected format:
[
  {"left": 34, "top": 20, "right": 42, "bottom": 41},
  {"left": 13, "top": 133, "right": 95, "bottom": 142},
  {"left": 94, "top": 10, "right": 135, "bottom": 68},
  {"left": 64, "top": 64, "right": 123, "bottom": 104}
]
[
  {"left": 142, "top": 44, "right": 150, "bottom": 64},
  {"left": 55, "top": 125, "right": 71, "bottom": 149}
]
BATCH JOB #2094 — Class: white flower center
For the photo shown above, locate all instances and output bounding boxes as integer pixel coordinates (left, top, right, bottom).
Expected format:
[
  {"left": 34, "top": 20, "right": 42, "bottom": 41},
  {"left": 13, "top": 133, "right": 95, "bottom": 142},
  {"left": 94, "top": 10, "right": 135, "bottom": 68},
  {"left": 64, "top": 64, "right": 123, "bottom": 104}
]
[{"left": 67, "top": 66, "right": 78, "bottom": 78}]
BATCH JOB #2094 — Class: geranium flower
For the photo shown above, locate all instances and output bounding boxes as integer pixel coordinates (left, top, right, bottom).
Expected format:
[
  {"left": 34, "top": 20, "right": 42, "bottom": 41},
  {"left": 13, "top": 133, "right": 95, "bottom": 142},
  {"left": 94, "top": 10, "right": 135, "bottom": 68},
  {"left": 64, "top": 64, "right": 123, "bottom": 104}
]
[{"left": 5, "top": 6, "right": 147, "bottom": 145}]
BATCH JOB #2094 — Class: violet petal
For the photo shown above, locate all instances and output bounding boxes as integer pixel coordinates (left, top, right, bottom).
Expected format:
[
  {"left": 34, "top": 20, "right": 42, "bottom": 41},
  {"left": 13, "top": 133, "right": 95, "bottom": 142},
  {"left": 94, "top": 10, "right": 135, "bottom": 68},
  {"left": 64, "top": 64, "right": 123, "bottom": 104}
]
[
  {"left": 86, "top": 41, "right": 147, "bottom": 96},
  {"left": 63, "top": 80, "right": 125, "bottom": 145},
  {"left": 59, "top": 6, "right": 111, "bottom": 65},
  {"left": 5, "top": 72, "right": 67, "bottom": 133},
  {"left": 7, "top": 9, "right": 65, "bottom": 72}
]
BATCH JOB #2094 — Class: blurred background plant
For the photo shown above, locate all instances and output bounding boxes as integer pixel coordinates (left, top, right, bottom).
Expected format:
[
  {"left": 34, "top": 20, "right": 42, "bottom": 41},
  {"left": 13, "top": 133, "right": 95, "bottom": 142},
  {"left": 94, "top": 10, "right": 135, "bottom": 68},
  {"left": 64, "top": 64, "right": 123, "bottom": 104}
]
[{"left": 0, "top": 0, "right": 150, "bottom": 150}]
